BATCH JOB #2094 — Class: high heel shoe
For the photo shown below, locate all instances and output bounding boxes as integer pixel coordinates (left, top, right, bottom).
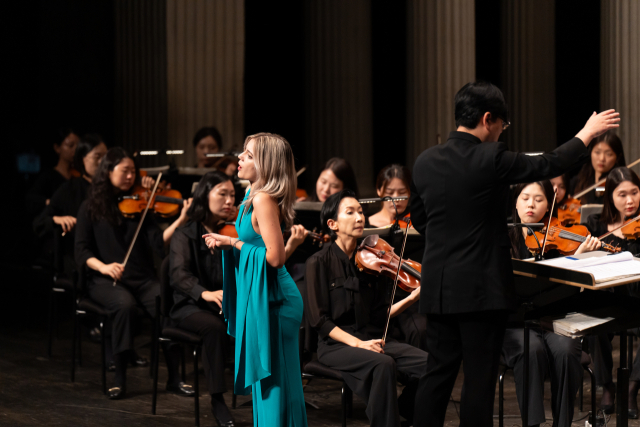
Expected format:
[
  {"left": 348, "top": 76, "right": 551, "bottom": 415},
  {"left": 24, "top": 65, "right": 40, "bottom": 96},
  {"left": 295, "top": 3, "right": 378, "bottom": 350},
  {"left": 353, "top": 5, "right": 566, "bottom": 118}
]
[{"left": 107, "top": 385, "right": 126, "bottom": 400}]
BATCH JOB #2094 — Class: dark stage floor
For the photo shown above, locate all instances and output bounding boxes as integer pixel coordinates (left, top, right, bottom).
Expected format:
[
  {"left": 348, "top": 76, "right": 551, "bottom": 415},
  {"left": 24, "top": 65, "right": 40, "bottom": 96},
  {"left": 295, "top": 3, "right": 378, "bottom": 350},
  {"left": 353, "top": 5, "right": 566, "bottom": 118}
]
[{"left": 1, "top": 265, "right": 638, "bottom": 426}]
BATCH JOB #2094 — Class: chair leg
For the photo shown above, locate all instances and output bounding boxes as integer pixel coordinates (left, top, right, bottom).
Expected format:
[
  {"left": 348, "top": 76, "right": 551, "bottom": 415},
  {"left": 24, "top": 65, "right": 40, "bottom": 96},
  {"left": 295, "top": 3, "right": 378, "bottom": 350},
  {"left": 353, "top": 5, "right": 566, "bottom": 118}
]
[
  {"left": 182, "top": 345, "right": 187, "bottom": 383},
  {"left": 629, "top": 335, "right": 634, "bottom": 371},
  {"left": 587, "top": 366, "right": 596, "bottom": 426},
  {"left": 499, "top": 367, "right": 506, "bottom": 427},
  {"left": 70, "top": 312, "right": 78, "bottom": 382},
  {"left": 232, "top": 392, "right": 236, "bottom": 409},
  {"left": 341, "top": 382, "right": 347, "bottom": 427},
  {"left": 77, "top": 316, "right": 83, "bottom": 367},
  {"left": 193, "top": 346, "right": 200, "bottom": 427},
  {"left": 346, "top": 385, "right": 352, "bottom": 418},
  {"left": 100, "top": 319, "right": 107, "bottom": 395},
  {"left": 149, "top": 321, "right": 156, "bottom": 378},
  {"left": 47, "top": 288, "right": 55, "bottom": 358},
  {"left": 151, "top": 337, "right": 161, "bottom": 415}
]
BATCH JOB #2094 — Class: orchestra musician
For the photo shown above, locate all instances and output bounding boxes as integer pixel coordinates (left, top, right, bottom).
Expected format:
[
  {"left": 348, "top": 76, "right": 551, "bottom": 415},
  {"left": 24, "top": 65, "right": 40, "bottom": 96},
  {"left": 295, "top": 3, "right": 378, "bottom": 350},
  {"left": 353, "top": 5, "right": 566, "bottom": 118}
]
[
  {"left": 169, "top": 171, "right": 236, "bottom": 426},
  {"left": 571, "top": 131, "right": 626, "bottom": 204},
  {"left": 504, "top": 180, "right": 601, "bottom": 427},
  {"left": 583, "top": 166, "right": 640, "bottom": 418},
  {"left": 367, "top": 164, "right": 427, "bottom": 351},
  {"left": 26, "top": 127, "right": 80, "bottom": 217},
  {"left": 304, "top": 190, "right": 428, "bottom": 427},
  {"left": 410, "top": 81, "right": 620, "bottom": 427},
  {"left": 301, "top": 157, "right": 359, "bottom": 202},
  {"left": 74, "top": 147, "right": 194, "bottom": 400}
]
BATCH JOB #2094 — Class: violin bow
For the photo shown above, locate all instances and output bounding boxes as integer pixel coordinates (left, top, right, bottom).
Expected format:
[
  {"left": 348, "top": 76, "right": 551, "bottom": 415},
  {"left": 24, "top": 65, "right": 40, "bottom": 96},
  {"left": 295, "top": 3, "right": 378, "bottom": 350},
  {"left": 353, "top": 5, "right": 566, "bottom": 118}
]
[
  {"left": 573, "top": 157, "right": 640, "bottom": 199},
  {"left": 598, "top": 213, "right": 640, "bottom": 240},
  {"left": 382, "top": 218, "right": 413, "bottom": 343},
  {"left": 113, "top": 172, "right": 163, "bottom": 286},
  {"left": 540, "top": 189, "right": 558, "bottom": 256}
]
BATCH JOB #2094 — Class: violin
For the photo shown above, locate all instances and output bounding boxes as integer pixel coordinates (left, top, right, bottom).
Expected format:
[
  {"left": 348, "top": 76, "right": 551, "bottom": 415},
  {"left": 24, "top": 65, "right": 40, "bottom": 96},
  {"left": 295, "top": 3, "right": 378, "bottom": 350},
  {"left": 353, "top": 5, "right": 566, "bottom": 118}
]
[
  {"left": 119, "top": 185, "right": 184, "bottom": 218},
  {"left": 621, "top": 216, "right": 640, "bottom": 240},
  {"left": 525, "top": 216, "right": 621, "bottom": 256},
  {"left": 355, "top": 234, "right": 421, "bottom": 293},
  {"left": 284, "top": 227, "right": 331, "bottom": 247},
  {"left": 556, "top": 197, "right": 582, "bottom": 226},
  {"left": 397, "top": 214, "right": 411, "bottom": 229}
]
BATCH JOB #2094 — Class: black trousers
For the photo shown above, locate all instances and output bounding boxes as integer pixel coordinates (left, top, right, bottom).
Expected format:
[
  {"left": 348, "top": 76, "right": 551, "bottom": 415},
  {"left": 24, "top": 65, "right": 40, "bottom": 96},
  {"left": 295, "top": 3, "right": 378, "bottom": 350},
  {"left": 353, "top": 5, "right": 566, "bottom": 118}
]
[
  {"left": 87, "top": 276, "right": 158, "bottom": 355},
  {"left": 178, "top": 310, "right": 230, "bottom": 395},
  {"left": 318, "top": 339, "right": 428, "bottom": 427},
  {"left": 413, "top": 310, "right": 509, "bottom": 427},
  {"left": 395, "top": 303, "right": 428, "bottom": 351},
  {"left": 588, "top": 329, "right": 640, "bottom": 385},
  {"left": 502, "top": 328, "right": 582, "bottom": 427}
]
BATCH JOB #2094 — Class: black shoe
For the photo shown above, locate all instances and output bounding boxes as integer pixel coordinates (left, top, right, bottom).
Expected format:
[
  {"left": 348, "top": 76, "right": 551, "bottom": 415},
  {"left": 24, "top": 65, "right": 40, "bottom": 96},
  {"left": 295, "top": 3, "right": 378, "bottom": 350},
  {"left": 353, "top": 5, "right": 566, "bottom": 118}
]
[
  {"left": 601, "top": 382, "right": 616, "bottom": 415},
  {"left": 211, "top": 393, "right": 235, "bottom": 426},
  {"left": 630, "top": 385, "right": 639, "bottom": 419},
  {"left": 166, "top": 381, "right": 195, "bottom": 397},
  {"left": 130, "top": 352, "right": 149, "bottom": 368},
  {"left": 107, "top": 360, "right": 116, "bottom": 372},
  {"left": 88, "top": 327, "right": 101, "bottom": 343},
  {"left": 107, "top": 385, "right": 126, "bottom": 400}
]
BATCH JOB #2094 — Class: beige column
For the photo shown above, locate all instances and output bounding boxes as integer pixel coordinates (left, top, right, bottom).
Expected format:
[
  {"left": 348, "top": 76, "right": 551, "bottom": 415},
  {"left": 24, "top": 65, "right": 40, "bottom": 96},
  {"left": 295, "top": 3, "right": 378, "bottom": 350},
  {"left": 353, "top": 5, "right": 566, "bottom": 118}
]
[
  {"left": 501, "top": 0, "right": 556, "bottom": 153},
  {"left": 601, "top": 0, "right": 640, "bottom": 162},
  {"left": 406, "top": 0, "right": 476, "bottom": 163},
  {"left": 305, "top": 0, "right": 375, "bottom": 196},
  {"left": 166, "top": 0, "right": 245, "bottom": 166},
  {"left": 114, "top": 0, "right": 168, "bottom": 161}
]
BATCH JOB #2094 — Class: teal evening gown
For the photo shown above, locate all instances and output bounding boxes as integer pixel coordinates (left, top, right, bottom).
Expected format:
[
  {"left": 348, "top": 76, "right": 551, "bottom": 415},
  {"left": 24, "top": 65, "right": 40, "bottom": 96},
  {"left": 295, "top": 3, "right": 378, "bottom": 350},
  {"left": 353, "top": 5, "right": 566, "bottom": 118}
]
[{"left": 222, "top": 190, "right": 308, "bottom": 426}]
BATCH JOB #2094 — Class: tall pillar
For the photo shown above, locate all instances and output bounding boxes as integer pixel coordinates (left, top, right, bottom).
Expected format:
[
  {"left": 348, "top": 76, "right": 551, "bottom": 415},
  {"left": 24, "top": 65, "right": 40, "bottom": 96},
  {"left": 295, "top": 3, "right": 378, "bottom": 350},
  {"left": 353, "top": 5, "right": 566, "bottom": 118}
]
[
  {"left": 114, "top": 0, "right": 168, "bottom": 162},
  {"left": 305, "top": 0, "right": 375, "bottom": 196},
  {"left": 501, "top": 0, "right": 556, "bottom": 152},
  {"left": 406, "top": 0, "right": 476, "bottom": 163},
  {"left": 166, "top": 0, "right": 245, "bottom": 166},
  {"left": 601, "top": 0, "right": 640, "bottom": 162}
]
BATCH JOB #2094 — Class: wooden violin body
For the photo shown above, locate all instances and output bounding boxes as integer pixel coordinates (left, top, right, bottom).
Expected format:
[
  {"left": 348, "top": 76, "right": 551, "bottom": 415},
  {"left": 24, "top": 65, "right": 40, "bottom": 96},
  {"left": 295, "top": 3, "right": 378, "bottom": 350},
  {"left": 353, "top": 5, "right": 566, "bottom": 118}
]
[
  {"left": 557, "top": 197, "right": 582, "bottom": 226},
  {"left": 355, "top": 234, "right": 421, "bottom": 292},
  {"left": 119, "top": 185, "right": 184, "bottom": 218},
  {"left": 621, "top": 217, "right": 640, "bottom": 240}
]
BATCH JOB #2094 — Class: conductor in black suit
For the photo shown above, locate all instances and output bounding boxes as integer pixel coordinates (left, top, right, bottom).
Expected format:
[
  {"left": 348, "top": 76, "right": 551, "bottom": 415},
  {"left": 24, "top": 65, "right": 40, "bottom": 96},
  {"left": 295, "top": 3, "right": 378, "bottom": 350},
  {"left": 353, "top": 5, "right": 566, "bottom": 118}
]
[{"left": 410, "top": 81, "right": 620, "bottom": 427}]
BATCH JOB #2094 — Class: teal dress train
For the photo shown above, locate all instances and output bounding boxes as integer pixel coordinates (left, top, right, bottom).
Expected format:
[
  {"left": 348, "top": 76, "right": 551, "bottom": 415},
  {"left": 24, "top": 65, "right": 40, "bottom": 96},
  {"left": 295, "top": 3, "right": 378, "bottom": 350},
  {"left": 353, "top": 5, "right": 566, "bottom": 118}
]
[{"left": 222, "top": 191, "right": 308, "bottom": 426}]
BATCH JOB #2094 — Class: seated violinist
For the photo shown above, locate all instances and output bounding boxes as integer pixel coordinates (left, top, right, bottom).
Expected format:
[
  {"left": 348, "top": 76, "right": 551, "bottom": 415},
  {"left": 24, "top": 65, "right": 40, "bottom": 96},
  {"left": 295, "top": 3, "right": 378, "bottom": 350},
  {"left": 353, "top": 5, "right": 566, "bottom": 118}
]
[
  {"left": 583, "top": 166, "right": 640, "bottom": 418},
  {"left": 299, "top": 157, "right": 359, "bottom": 202},
  {"left": 74, "top": 147, "right": 193, "bottom": 400},
  {"left": 304, "top": 190, "right": 428, "bottom": 427},
  {"left": 504, "top": 180, "right": 602, "bottom": 427},
  {"left": 169, "top": 171, "right": 236, "bottom": 426},
  {"left": 366, "top": 164, "right": 426, "bottom": 351}
]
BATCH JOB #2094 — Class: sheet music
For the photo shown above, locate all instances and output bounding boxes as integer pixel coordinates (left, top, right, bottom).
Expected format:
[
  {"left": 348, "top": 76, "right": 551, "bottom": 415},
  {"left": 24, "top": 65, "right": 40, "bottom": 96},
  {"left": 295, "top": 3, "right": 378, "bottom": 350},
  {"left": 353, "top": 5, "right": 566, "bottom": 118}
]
[
  {"left": 578, "top": 262, "right": 640, "bottom": 283},
  {"left": 537, "top": 251, "right": 634, "bottom": 269},
  {"left": 544, "top": 312, "right": 614, "bottom": 337}
]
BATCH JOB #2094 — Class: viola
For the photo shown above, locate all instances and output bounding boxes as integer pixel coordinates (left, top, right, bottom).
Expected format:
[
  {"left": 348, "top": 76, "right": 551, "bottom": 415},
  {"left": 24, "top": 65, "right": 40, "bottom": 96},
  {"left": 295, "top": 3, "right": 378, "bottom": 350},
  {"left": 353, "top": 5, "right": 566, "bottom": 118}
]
[
  {"left": 621, "top": 216, "right": 640, "bottom": 240},
  {"left": 525, "top": 216, "right": 621, "bottom": 256},
  {"left": 397, "top": 213, "right": 411, "bottom": 229},
  {"left": 355, "top": 234, "right": 421, "bottom": 293},
  {"left": 118, "top": 185, "right": 184, "bottom": 218},
  {"left": 556, "top": 197, "right": 582, "bottom": 226}
]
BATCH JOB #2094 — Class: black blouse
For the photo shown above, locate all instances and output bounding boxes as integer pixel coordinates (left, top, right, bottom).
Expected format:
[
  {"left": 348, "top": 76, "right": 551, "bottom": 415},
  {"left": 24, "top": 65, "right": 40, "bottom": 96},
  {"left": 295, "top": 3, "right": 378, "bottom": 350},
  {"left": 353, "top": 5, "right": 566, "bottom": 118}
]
[
  {"left": 74, "top": 200, "right": 164, "bottom": 284},
  {"left": 169, "top": 220, "right": 224, "bottom": 322},
  {"left": 26, "top": 168, "right": 69, "bottom": 217},
  {"left": 33, "top": 177, "right": 91, "bottom": 239},
  {"left": 304, "top": 242, "right": 390, "bottom": 343}
]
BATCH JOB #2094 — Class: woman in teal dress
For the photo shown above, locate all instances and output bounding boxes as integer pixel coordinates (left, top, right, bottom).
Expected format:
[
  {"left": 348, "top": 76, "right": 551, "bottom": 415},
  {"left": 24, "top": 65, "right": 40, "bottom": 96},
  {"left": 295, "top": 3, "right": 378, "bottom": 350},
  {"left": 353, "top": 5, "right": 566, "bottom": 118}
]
[{"left": 203, "top": 132, "right": 308, "bottom": 426}]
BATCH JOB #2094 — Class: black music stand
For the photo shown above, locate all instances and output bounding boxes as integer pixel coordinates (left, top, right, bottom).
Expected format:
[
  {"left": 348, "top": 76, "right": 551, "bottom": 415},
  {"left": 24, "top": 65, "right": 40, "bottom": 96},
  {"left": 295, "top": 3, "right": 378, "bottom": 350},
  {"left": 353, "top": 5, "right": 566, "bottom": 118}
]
[{"left": 512, "top": 256, "right": 640, "bottom": 427}]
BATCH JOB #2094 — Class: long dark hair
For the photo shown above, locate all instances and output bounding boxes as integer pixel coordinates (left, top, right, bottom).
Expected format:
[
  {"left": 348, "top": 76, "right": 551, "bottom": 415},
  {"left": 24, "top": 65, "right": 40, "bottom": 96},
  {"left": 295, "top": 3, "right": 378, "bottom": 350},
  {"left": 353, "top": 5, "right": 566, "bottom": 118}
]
[
  {"left": 375, "top": 164, "right": 411, "bottom": 195},
  {"left": 87, "top": 147, "right": 136, "bottom": 225},
  {"left": 314, "top": 157, "right": 359, "bottom": 200},
  {"left": 574, "top": 131, "right": 626, "bottom": 196},
  {"left": 74, "top": 133, "right": 104, "bottom": 176},
  {"left": 187, "top": 171, "right": 232, "bottom": 224},
  {"left": 508, "top": 180, "right": 554, "bottom": 257},
  {"left": 192, "top": 126, "right": 223, "bottom": 148},
  {"left": 600, "top": 167, "right": 640, "bottom": 224}
]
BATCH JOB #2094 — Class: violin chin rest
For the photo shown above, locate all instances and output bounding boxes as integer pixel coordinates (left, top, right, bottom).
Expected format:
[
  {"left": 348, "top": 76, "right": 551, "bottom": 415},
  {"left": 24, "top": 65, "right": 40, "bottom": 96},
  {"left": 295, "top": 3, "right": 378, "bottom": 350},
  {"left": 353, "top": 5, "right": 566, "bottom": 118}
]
[{"left": 360, "top": 234, "right": 379, "bottom": 249}]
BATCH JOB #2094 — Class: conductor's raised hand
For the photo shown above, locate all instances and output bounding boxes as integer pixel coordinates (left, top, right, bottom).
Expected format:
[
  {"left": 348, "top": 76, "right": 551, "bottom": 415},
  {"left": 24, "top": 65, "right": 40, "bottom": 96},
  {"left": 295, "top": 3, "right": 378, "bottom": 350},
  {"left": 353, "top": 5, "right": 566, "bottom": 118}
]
[
  {"left": 100, "top": 262, "right": 124, "bottom": 281},
  {"left": 356, "top": 339, "right": 385, "bottom": 354},
  {"left": 576, "top": 109, "right": 620, "bottom": 145}
]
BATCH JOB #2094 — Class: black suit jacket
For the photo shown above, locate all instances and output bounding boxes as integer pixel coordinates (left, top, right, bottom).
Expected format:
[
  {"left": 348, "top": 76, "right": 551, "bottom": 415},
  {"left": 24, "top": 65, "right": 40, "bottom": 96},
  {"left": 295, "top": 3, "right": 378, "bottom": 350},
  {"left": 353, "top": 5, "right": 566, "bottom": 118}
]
[{"left": 410, "top": 131, "right": 588, "bottom": 314}]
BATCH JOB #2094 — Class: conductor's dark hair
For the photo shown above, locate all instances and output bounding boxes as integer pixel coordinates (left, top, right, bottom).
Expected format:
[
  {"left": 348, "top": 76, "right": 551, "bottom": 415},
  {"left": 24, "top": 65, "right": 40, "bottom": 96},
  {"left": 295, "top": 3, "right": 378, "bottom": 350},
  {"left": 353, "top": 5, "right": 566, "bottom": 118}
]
[
  {"left": 321, "top": 189, "right": 358, "bottom": 240},
  {"left": 87, "top": 147, "right": 136, "bottom": 225},
  {"left": 454, "top": 81, "right": 509, "bottom": 129},
  {"left": 192, "top": 126, "right": 223, "bottom": 149},
  {"left": 187, "top": 171, "right": 233, "bottom": 224},
  {"left": 600, "top": 167, "right": 640, "bottom": 224},
  {"left": 74, "top": 133, "right": 105, "bottom": 176},
  {"left": 318, "top": 157, "right": 359, "bottom": 198},
  {"left": 508, "top": 180, "right": 554, "bottom": 258},
  {"left": 574, "top": 131, "right": 626, "bottom": 198}
]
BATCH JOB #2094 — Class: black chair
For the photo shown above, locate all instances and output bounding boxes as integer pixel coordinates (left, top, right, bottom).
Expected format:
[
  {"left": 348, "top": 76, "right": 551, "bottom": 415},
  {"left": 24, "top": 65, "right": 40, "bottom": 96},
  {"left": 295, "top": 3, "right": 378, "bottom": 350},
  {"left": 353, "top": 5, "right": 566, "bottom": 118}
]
[
  {"left": 497, "top": 350, "right": 596, "bottom": 427},
  {"left": 47, "top": 227, "right": 75, "bottom": 357},
  {"left": 70, "top": 264, "right": 109, "bottom": 395},
  {"left": 151, "top": 257, "right": 203, "bottom": 426}
]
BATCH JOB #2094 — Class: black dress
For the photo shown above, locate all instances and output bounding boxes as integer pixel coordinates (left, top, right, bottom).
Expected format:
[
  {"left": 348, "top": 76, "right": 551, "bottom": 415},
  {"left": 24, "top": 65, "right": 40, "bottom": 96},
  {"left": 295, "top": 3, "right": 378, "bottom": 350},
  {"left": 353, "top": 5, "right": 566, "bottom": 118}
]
[
  {"left": 169, "top": 220, "right": 230, "bottom": 394},
  {"left": 304, "top": 242, "right": 428, "bottom": 427},
  {"left": 502, "top": 238, "right": 583, "bottom": 427},
  {"left": 585, "top": 214, "right": 640, "bottom": 386},
  {"left": 75, "top": 200, "right": 164, "bottom": 355}
]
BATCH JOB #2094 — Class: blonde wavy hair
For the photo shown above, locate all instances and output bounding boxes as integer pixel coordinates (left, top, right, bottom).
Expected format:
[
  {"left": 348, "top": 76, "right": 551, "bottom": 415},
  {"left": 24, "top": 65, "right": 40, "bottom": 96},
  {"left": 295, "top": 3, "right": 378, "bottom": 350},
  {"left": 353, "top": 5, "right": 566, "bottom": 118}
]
[{"left": 242, "top": 132, "right": 297, "bottom": 229}]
